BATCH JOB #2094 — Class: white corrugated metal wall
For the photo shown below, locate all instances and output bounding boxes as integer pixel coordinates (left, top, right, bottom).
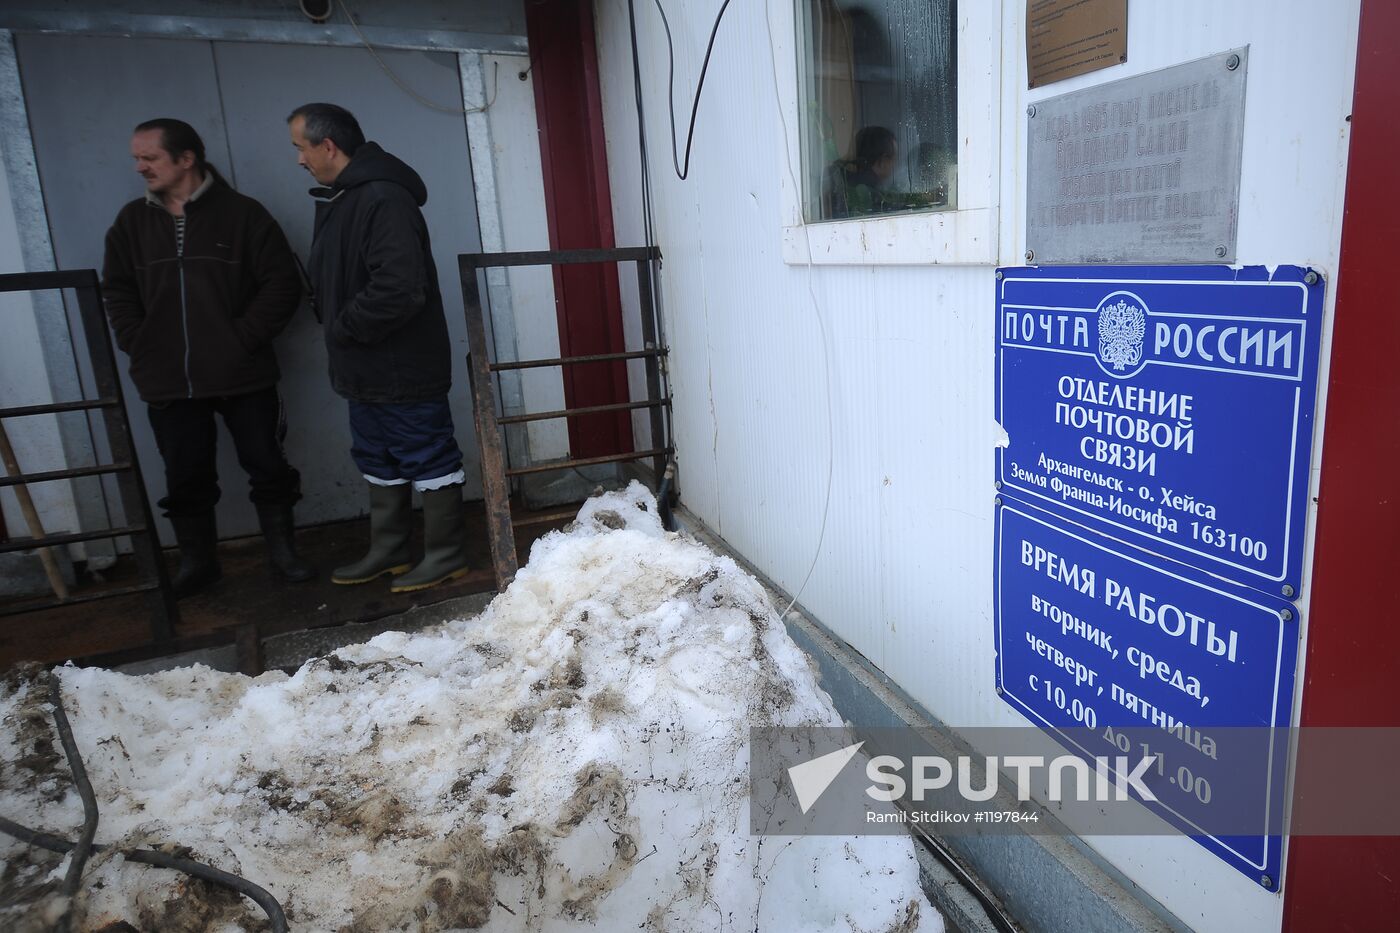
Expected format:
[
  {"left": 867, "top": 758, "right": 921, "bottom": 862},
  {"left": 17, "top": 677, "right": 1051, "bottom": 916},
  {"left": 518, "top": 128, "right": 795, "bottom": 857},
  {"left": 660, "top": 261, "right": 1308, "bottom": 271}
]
[{"left": 595, "top": 1, "right": 1361, "bottom": 931}]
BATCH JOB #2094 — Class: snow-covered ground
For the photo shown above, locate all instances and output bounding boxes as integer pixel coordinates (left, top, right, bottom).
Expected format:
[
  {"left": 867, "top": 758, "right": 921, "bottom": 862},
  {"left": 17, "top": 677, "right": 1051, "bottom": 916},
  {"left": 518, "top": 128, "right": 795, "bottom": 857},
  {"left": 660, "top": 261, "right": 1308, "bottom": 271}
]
[{"left": 1, "top": 484, "right": 940, "bottom": 932}]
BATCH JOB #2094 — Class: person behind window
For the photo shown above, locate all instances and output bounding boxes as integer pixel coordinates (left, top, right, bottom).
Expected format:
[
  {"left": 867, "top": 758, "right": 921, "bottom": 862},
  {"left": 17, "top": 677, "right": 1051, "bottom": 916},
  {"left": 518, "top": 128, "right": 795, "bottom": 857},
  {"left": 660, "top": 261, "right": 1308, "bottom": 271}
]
[
  {"left": 824, "top": 125, "right": 898, "bottom": 218},
  {"left": 908, "top": 141, "right": 957, "bottom": 209}
]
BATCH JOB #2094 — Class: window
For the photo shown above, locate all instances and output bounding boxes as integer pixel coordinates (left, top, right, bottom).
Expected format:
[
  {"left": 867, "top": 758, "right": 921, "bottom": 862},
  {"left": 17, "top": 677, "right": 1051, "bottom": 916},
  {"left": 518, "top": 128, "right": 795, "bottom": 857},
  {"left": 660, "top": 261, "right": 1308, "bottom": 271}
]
[{"left": 797, "top": 0, "right": 958, "bottom": 223}]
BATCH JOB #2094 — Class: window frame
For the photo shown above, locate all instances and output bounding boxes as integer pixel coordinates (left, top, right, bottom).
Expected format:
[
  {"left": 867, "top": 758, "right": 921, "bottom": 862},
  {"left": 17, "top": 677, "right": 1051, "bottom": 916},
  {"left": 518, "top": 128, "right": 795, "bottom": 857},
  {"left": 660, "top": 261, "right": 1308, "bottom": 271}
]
[{"left": 776, "top": 0, "right": 1000, "bottom": 266}]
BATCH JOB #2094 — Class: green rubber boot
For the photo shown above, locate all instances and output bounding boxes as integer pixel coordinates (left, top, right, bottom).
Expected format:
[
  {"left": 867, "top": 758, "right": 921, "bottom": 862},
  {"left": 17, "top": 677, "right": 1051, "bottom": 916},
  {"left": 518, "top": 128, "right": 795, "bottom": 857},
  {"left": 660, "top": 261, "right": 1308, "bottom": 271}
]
[
  {"left": 391, "top": 484, "right": 470, "bottom": 593},
  {"left": 332, "top": 483, "right": 413, "bottom": 585}
]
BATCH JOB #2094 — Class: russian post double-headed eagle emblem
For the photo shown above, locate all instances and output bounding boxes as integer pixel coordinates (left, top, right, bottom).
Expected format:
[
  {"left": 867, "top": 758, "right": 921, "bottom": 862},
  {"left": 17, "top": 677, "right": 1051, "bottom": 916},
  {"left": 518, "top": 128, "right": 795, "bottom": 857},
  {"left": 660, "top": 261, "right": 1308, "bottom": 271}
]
[{"left": 1097, "top": 298, "right": 1146, "bottom": 373}]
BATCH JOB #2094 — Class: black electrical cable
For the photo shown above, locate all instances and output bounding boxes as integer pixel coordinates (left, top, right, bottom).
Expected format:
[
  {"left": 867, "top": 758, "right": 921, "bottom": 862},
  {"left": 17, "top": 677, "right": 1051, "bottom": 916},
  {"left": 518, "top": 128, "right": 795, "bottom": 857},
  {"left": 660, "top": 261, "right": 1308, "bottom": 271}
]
[
  {"left": 119, "top": 848, "right": 290, "bottom": 933},
  {"left": 0, "top": 675, "right": 290, "bottom": 933},
  {"left": 48, "top": 676, "right": 98, "bottom": 933},
  {"left": 0, "top": 813, "right": 76, "bottom": 854},
  {"left": 908, "top": 820, "right": 1022, "bottom": 933},
  {"left": 657, "top": 462, "right": 676, "bottom": 531},
  {"left": 652, "top": 0, "right": 736, "bottom": 180},
  {"left": 629, "top": 0, "right": 678, "bottom": 478},
  {"left": 0, "top": 817, "right": 290, "bottom": 933}
]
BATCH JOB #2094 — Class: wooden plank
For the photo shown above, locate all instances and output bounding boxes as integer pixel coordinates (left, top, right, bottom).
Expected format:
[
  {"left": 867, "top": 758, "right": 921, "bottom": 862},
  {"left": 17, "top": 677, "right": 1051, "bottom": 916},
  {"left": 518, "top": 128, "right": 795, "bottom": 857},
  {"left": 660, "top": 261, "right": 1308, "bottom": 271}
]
[{"left": 459, "top": 266, "right": 520, "bottom": 589}]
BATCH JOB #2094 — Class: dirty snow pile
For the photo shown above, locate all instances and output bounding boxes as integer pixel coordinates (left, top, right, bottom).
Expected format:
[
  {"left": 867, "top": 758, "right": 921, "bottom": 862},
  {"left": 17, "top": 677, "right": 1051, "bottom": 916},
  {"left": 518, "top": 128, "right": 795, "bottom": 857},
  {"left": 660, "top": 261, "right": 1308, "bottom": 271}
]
[{"left": 1, "top": 483, "right": 939, "bottom": 932}]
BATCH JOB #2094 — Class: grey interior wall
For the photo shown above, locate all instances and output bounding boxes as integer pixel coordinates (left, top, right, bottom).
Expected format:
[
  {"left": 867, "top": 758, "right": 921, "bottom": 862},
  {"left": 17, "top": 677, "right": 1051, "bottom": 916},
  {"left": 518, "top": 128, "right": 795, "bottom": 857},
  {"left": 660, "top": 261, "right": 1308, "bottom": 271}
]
[
  {"left": 14, "top": 32, "right": 483, "bottom": 542},
  {"left": 211, "top": 39, "right": 485, "bottom": 521},
  {"left": 14, "top": 34, "right": 238, "bottom": 546},
  {"left": 0, "top": 32, "right": 120, "bottom": 566}
]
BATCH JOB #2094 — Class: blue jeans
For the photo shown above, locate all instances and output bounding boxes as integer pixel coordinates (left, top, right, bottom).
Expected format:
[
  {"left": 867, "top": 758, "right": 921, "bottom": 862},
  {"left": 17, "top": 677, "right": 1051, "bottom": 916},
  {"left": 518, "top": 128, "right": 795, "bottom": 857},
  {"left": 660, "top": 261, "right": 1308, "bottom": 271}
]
[{"left": 348, "top": 397, "right": 464, "bottom": 491}]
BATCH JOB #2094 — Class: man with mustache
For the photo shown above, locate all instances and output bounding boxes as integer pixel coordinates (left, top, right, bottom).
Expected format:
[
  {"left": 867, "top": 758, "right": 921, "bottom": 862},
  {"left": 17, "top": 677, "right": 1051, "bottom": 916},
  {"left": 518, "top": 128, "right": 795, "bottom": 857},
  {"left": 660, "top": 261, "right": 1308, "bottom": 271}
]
[{"left": 102, "top": 118, "right": 312, "bottom": 597}]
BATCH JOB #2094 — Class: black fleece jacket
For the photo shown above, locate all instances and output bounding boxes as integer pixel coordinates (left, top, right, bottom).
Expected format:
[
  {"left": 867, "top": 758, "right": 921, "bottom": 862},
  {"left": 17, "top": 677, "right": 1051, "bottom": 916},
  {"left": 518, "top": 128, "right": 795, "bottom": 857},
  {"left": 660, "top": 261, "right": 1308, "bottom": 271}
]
[
  {"left": 307, "top": 142, "right": 451, "bottom": 403},
  {"left": 101, "top": 182, "right": 302, "bottom": 402}
]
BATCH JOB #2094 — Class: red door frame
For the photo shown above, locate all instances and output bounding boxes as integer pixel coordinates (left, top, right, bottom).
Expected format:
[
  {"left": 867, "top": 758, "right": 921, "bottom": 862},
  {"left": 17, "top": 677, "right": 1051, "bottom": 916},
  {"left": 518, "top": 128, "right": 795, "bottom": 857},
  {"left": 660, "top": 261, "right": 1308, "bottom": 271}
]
[
  {"left": 524, "top": 0, "right": 635, "bottom": 460},
  {"left": 1283, "top": 0, "right": 1400, "bottom": 928}
]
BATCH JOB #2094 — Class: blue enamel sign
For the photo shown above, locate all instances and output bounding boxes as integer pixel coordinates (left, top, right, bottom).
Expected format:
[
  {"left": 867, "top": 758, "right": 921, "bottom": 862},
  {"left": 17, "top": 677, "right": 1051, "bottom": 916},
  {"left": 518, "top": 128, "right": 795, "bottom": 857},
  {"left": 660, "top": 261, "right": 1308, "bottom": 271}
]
[
  {"left": 995, "top": 265, "right": 1325, "bottom": 596},
  {"left": 995, "top": 499, "right": 1297, "bottom": 887}
]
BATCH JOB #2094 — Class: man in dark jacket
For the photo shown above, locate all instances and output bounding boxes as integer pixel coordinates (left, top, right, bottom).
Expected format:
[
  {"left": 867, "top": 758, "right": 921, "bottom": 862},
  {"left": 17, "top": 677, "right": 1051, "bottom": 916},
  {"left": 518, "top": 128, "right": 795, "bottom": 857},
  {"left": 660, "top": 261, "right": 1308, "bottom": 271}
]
[
  {"left": 103, "top": 118, "right": 313, "bottom": 597},
  {"left": 288, "top": 103, "right": 469, "bottom": 593}
]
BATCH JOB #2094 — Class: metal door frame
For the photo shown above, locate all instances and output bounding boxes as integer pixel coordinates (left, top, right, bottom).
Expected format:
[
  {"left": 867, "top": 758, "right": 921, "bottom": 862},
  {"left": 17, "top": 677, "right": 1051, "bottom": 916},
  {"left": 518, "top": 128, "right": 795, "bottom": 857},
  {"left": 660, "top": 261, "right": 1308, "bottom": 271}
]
[{"left": 0, "top": 15, "right": 529, "bottom": 541}]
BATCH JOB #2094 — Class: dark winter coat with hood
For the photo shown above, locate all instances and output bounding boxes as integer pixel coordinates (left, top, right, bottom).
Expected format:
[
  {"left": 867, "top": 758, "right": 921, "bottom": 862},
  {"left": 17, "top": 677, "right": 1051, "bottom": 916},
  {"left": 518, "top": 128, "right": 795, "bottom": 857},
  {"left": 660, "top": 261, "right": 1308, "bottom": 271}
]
[
  {"left": 101, "top": 178, "right": 303, "bottom": 402},
  {"left": 306, "top": 142, "right": 451, "bottom": 404}
]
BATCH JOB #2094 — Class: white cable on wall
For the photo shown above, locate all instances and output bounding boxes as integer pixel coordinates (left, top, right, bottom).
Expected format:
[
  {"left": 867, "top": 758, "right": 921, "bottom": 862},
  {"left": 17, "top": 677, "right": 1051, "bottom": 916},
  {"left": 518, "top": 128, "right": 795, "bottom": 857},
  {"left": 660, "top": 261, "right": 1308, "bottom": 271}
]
[{"left": 763, "top": 0, "right": 836, "bottom": 620}]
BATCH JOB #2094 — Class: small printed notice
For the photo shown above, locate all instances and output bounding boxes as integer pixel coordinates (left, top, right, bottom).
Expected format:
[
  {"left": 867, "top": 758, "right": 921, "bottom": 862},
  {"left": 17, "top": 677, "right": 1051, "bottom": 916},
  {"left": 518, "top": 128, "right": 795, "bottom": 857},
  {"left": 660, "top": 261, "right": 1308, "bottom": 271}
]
[{"left": 1027, "top": 0, "right": 1127, "bottom": 89}]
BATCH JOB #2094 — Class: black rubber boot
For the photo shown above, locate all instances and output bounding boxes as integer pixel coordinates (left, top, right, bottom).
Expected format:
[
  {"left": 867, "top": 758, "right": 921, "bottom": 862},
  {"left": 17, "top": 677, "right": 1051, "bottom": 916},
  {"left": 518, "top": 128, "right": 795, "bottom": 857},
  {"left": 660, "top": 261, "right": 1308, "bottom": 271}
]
[
  {"left": 332, "top": 483, "right": 413, "bottom": 585},
  {"left": 169, "top": 511, "right": 221, "bottom": 599},
  {"left": 255, "top": 504, "right": 314, "bottom": 583},
  {"left": 391, "top": 485, "right": 470, "bottom": 593}
]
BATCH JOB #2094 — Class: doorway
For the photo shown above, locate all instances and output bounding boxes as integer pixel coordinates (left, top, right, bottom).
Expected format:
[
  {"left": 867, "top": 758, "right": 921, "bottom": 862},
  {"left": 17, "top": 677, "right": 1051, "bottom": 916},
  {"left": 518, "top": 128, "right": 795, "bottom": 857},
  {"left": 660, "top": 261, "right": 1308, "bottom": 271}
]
[{"left": 13, "top": 33, "right": 492, "bottom": 542}]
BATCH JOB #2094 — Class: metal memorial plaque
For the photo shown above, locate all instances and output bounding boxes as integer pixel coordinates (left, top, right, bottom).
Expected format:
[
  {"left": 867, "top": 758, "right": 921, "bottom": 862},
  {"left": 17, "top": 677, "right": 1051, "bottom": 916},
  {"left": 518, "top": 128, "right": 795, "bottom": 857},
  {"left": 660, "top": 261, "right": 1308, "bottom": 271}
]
[
  {"left": 995, "top": 265, "right": 1325, "bottom": 597},
  {"left": 1027, "top": 49, "right": 1248, "bottom": 264}
]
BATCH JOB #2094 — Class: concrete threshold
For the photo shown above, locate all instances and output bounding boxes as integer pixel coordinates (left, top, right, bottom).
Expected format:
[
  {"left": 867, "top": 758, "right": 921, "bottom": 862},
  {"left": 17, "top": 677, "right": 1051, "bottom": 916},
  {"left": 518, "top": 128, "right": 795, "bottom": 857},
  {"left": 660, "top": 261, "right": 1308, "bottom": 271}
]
[{"left": 116, "top": 592, "right": 495, "bottom": 677}]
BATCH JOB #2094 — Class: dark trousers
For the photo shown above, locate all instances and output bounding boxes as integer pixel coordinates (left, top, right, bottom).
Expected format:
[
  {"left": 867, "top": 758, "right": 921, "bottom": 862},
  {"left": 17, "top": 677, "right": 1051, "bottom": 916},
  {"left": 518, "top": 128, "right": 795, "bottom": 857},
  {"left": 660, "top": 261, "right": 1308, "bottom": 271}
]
[
  {"left": 147, "top": 387, "right": 301, "bottom": 517},
  {"left": 347, "top": 397, "right": 463, "bottom": 485}
]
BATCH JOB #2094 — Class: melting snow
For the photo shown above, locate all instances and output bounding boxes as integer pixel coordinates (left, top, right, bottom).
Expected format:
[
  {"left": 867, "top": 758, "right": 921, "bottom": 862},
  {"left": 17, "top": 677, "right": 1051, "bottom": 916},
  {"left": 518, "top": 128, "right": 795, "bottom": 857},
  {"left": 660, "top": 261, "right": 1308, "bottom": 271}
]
[{"left": 1, "top": 483, "right": 940, "bottom": 932}]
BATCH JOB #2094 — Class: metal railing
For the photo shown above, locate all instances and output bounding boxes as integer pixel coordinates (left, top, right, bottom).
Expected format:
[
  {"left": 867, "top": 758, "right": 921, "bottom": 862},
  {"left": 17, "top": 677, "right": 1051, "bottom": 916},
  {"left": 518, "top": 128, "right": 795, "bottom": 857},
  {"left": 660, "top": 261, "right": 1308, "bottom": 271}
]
[
  {"left": 459, "top": 247, "right": 672, "bottom": 589},
  {"left": 0, "top": 270, "right": 176, "bottom": 638}
]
